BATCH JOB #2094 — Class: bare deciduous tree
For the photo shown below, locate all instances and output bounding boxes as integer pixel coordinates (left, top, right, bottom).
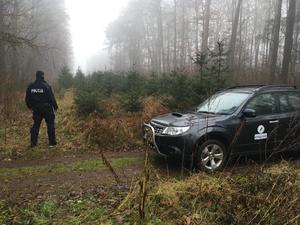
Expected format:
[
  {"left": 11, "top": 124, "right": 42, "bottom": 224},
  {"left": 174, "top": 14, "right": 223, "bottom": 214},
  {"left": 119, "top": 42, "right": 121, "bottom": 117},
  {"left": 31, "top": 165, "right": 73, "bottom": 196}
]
[
  {"left": 105, "top": 0, "right": 300, "bottom": 84},
  {"left": 269, "top": 0, "right": 282, "bottom": 84}
]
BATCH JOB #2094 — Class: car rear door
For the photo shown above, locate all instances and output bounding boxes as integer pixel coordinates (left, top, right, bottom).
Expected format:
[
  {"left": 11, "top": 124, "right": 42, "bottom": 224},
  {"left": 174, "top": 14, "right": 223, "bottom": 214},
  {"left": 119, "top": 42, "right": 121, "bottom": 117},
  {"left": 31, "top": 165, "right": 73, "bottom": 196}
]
[
  {"left": 235, "top": 93, "right": 280, "bottom": 154},
  {"left": 276, "top": 91, "right": 300, "bottom": 152}
]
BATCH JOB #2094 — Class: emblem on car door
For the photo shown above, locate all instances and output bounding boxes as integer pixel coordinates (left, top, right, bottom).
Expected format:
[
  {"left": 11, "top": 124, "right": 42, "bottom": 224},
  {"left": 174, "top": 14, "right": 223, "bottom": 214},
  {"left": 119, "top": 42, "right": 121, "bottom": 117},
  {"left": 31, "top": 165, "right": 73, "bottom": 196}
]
[
  {"left": 255, "top": 125, "right": 267, "bottom": 140},
  {"left": 257, "top": 125, "right": 265, "bottom": 134}
]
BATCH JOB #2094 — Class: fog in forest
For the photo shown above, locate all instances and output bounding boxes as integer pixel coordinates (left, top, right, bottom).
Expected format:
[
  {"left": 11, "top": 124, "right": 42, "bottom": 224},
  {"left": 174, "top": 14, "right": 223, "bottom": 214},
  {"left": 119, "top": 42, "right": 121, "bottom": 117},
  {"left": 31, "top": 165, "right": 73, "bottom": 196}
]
[
  {"left": 66, "top": 0, "right": 130, "bottom": 72},
  {"left": 1, "top": 0, "right": 300, "bottom": 84}
]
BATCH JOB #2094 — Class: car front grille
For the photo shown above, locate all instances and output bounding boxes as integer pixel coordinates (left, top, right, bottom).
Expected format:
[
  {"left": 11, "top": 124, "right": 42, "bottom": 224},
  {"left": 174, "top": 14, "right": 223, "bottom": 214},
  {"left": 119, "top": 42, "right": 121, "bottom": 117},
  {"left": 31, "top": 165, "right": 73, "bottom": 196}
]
[{"left": 151, "top": 122, "right": 166, "bottom": 134}]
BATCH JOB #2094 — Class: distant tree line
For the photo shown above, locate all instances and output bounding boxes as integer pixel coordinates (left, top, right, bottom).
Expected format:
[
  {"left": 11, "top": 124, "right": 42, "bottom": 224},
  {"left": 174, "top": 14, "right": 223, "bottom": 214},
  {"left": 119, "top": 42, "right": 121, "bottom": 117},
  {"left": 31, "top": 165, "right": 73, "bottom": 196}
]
[{"left": 106, "top": 0, "right": 300, "bottom": 84}]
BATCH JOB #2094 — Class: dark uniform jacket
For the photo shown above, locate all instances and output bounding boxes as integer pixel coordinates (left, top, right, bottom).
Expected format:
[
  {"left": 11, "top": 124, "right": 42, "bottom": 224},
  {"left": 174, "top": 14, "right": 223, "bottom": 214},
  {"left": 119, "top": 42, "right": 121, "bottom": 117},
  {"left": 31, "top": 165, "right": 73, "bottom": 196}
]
[{"left": 25, "top": 78, "right": 58, "bottom": 111}]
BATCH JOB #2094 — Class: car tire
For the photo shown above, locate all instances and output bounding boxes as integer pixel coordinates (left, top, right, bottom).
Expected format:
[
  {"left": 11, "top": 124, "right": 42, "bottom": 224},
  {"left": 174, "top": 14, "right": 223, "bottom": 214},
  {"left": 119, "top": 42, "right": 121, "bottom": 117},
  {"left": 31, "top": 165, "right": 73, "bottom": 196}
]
[{"left": 195, "top": 139, "right": 228, "bottom": 172}]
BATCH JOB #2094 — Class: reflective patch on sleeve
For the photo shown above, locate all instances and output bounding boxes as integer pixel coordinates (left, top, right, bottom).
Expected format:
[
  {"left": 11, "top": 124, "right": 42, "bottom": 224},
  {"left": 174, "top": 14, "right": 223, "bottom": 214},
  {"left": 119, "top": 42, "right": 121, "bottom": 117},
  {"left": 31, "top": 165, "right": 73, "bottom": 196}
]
[{"left": 31, "top": 89, "right": 44, "bottom": 93}]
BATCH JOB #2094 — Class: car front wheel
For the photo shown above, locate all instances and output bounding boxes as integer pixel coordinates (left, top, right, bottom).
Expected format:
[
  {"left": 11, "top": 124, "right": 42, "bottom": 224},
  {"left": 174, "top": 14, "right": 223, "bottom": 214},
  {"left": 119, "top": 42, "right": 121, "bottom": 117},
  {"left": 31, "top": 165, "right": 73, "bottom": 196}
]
[{"left": 196, "top": 139, "right": 228, "bottom": 172}]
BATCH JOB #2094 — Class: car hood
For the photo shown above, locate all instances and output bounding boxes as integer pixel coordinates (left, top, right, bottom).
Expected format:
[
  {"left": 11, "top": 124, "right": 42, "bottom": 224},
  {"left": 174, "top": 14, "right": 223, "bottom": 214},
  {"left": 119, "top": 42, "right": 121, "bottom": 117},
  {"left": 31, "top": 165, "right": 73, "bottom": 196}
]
[{"left": 151, "top": 112, "right": 229, "bottom": 127}]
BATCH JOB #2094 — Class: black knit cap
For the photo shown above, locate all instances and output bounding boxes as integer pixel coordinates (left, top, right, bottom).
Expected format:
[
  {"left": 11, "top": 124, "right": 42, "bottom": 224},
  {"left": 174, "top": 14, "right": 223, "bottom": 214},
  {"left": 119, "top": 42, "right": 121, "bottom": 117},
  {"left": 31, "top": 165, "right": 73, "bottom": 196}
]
[{"left": 36, "top": 71, "right": 44, "bottom": 80}]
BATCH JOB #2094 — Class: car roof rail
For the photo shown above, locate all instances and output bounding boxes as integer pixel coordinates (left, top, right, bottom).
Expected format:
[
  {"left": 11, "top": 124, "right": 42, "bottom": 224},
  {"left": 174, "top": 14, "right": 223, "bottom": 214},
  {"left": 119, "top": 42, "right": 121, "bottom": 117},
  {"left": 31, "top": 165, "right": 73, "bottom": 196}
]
[
  {"left": 226, "top": 85, "right": 265, "bottom": 90},
  {"left": 257, "top": 85, "right": 298, "bottom": 91},
  {"left": 226, "top": 85, "right": 299, "bottom": 92}
]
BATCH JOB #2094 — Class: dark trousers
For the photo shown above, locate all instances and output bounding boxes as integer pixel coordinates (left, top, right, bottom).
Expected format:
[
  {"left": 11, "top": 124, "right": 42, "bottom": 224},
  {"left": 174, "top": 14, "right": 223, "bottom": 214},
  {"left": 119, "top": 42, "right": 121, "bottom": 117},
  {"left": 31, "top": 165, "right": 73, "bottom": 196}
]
[{"left": 31, "top": 104, "right": 56, "bottom": 146}]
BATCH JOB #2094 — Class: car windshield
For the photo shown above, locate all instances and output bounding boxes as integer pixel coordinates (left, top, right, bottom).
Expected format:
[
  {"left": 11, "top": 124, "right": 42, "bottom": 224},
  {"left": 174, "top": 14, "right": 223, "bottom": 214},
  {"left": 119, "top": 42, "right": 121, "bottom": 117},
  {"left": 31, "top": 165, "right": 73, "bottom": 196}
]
[{"left": 197, "top": 92, "right": 251, "bottom": 115}]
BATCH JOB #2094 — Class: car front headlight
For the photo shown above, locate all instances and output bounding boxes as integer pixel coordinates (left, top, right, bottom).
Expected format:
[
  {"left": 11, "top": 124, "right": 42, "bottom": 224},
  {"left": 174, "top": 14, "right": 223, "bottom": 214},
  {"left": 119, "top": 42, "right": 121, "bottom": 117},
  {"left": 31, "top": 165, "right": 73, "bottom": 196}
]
[{"left": 162, "top": 126, "right": 190, "bottom": 136}]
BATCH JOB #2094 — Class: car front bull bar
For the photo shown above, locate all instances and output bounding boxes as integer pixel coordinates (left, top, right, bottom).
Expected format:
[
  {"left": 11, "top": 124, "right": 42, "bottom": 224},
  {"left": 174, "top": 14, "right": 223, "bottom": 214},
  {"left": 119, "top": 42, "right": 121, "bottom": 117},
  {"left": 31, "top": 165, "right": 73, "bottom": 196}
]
[{"left": 143, "top": 123, "right": 167, "bottom": 158}]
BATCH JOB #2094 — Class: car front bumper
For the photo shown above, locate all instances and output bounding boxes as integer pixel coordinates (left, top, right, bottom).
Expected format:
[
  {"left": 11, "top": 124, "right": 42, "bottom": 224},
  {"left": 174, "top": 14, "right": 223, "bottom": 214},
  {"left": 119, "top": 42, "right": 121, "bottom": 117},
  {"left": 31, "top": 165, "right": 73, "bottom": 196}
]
[{"left": 143, "top": 123, "right": 192, "bottom": 158}]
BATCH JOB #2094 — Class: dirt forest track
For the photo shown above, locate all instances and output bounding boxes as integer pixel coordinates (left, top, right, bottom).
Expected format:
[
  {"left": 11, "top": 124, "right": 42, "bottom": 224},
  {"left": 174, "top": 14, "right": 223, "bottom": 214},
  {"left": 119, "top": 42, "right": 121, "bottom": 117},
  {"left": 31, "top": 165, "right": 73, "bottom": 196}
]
[
  {"left": 0, "top": 92, "right": 145, "bottom": 201},
  {"left": 0, "top": 91, "right": 300, "bottom": 224}
]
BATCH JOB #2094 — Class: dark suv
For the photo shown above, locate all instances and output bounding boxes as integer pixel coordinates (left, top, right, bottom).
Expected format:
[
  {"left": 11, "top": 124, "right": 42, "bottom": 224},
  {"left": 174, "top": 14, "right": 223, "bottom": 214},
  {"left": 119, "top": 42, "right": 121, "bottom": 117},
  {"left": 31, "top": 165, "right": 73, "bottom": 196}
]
[{"left": 143, "top": 85, "right": 300, "bottom": 171}]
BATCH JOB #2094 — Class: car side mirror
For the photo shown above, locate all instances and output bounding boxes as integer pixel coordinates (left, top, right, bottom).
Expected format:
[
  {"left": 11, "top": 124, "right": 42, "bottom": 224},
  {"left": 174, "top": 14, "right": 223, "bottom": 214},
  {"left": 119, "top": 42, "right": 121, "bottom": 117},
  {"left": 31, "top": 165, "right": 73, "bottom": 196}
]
[{"left": 243, "top": 108, "right": 256, "bottom": 118}]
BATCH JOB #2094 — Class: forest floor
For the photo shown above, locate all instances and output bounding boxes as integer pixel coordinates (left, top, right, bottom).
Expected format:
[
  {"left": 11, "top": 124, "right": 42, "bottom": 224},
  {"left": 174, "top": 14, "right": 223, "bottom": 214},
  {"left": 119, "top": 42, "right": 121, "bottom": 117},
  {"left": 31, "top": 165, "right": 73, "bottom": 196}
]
[
  {"left": 0, "top": 91, "right": 189, "bottom": 224},
  {"left": 0, "top": 92, "right": 300, "bottom": 224},
  {"left": 0, "top": 92, "right": 140, "bottom": 224}
]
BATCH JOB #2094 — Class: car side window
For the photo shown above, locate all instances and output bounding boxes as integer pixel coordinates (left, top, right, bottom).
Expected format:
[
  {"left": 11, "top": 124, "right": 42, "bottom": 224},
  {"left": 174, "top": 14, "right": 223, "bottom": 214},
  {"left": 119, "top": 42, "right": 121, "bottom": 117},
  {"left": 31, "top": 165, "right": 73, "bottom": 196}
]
[
  {"left": 288, "top": 92, "right": 300, "bottom": 111},
  {"left": 246, "top": 94, "right": 276, "bottom": 116},
  {"left": 279, "top": 93, "right": 292, "bottom": 113}
]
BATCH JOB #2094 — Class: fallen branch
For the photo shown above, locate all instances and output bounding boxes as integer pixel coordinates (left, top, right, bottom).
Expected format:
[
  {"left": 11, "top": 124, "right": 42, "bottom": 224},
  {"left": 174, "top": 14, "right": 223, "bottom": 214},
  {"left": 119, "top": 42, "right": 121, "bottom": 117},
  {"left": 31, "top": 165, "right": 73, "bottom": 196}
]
[{"left": 101, "top": 151, "right": 121, "bottom": 185}]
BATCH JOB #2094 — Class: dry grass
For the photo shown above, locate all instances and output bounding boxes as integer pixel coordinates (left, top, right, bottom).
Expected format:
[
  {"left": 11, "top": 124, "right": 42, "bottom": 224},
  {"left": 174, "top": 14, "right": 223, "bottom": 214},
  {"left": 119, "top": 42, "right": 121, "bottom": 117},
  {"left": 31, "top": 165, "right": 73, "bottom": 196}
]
[
  {"left": 0, "top": 91, "right": 170, "bottom": 157},
  {"left": 118, "top": 161, "right": 300, "bottom": 225},
  {"left": 68, "top": 95, "right": 170, "bottom": 151},
  {"left": 142, "top": 96, "right": 170, "bottom": 122}
]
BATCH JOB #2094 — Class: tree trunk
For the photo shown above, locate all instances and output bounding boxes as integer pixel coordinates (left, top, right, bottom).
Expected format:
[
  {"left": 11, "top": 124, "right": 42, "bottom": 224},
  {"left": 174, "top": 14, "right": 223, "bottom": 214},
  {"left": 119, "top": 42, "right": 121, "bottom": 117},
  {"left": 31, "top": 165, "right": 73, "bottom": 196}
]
[
  {"left": 237, "top": 3, "right": 243, "bottom": 74},
  {"left": 201, "top": 0, "right": 211, "bottom": 53},
  {"left": 269, "top": 0, "right": 282, "bottom": 84},
  {"left": 0, "top": 4, "right": 5, "bottom": 103},
  {"left": 157, "top": 0, "right": 165, "bottom": 74},
  {"left": 173, "top": 0, "right": 177, "bottom": 70},
  {"left": 229, "top": 0, "right": 243, "bottom": 70},
  {"left": 262, "top": 7, "right": 271, "bottom": 72},
  {"left": 281, "top": 0, "right": 296, "bottom": 83},
  {"left": 194, "top": 0, "right": 200, "bottom": 53},
  {"left": 290, "top": 0, "right": 300, "bottom": 82},
  {"left": 254, "top": 36, "right": 261, "bottom": 78},
  {"left": 180, "top": 0, "right": 186, "bottom": 68}
]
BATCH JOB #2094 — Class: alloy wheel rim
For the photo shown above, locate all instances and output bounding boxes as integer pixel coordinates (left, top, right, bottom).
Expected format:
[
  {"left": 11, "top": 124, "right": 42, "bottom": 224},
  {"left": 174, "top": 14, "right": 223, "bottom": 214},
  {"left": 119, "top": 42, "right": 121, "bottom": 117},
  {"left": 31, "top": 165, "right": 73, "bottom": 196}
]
[{"left": 201, "top": 144, "right": 224, "bottom": 171}]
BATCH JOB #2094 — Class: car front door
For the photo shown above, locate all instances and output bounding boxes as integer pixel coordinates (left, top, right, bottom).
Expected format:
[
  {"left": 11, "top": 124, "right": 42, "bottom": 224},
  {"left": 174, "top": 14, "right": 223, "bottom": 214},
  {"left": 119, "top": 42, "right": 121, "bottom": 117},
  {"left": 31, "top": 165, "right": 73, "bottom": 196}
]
[{"left": 235, "top": 93, "right": 280, "bottom": 154}]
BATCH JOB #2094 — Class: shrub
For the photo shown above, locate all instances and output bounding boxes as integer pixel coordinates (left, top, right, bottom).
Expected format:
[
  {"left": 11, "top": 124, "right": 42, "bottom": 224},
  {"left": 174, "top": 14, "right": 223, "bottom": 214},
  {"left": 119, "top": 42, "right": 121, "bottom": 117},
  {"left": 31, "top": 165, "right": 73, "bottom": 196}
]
[
  {"left": 164, "top": 72, "right": 198, "bottom": 110},
  {"left": 73, "top": 67, "right": 85, "bottom": 89},
  {"left": 120, "top": 70, "right": 144, "bottom": 112},
  {"left": 102, "top": 71, "right": 125, "bottom": 97},
  {"left": 192, "top": 41, "right": 230, "bottom": 96},
  {"left": 74, "top": 81, "right": 104, "bottom": 115},
  {"left": 145, "top": 73, "right": 163, "bottom": 96},
  {"left": 57, "top": 66, "right": 73, "bottom": 90},
  {"left": 72, "top": 43, "right": 231, "bottom": 115}
]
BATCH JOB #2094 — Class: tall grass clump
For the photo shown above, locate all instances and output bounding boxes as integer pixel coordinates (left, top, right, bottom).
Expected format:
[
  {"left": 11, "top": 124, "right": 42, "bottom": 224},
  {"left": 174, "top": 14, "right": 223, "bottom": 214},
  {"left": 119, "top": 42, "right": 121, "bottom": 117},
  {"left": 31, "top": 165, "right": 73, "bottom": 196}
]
[{"left": 117, "top": 162, "right": 299, "bottom": 225}]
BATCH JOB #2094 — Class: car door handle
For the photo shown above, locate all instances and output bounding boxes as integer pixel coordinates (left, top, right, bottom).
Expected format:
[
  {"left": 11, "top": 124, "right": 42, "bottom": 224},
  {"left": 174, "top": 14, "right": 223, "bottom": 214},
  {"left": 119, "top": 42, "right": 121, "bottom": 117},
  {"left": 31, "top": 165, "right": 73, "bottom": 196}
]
[{"left": 269, "top": 120, "right": 279, "bottom": 124}]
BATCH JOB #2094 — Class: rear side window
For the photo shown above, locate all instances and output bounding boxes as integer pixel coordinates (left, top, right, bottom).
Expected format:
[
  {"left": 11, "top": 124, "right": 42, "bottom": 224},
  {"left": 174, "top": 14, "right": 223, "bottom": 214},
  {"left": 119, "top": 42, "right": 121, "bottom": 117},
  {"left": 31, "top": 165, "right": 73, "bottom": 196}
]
[
  {"left": 246, "top": 94, "right": 276, "bottom": 116},
  {"left": 279, "top": 92, "right": 300, "bottom": 113},
  {"left": 288, "top": 92, "right": 300, "bottom": 111},
  {"left": 279, "top": 94, "right": 292, "bottom": 113}
]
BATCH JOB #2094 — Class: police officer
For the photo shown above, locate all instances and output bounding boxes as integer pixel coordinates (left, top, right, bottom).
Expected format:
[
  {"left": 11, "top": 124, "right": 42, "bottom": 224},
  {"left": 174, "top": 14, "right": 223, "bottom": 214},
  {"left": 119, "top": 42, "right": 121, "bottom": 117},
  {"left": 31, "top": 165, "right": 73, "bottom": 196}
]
[{"left": 25, "top": 71, "right": 58, "bottom": 147}]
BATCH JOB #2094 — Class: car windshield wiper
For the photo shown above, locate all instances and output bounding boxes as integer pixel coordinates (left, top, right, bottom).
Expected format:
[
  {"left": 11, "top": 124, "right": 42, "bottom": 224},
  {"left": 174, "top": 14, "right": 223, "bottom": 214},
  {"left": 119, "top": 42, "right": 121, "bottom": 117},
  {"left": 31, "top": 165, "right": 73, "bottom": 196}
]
[
  {"left": 197, "top": 111, "right": 231, "bottom": 115},
  {"left": 216, "top": 112, "right": 231, "bottom": 115},
  {"left": 197, "top": 111, "right": 216, "bottom": 114}
]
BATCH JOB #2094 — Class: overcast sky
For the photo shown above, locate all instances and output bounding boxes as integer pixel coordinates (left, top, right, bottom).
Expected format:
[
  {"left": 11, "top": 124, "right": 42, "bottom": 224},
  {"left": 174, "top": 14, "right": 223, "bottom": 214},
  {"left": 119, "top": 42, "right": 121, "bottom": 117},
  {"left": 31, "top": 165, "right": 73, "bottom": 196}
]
[{"left": 65, "top": 0, "right": 129, "bottom": 72}]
